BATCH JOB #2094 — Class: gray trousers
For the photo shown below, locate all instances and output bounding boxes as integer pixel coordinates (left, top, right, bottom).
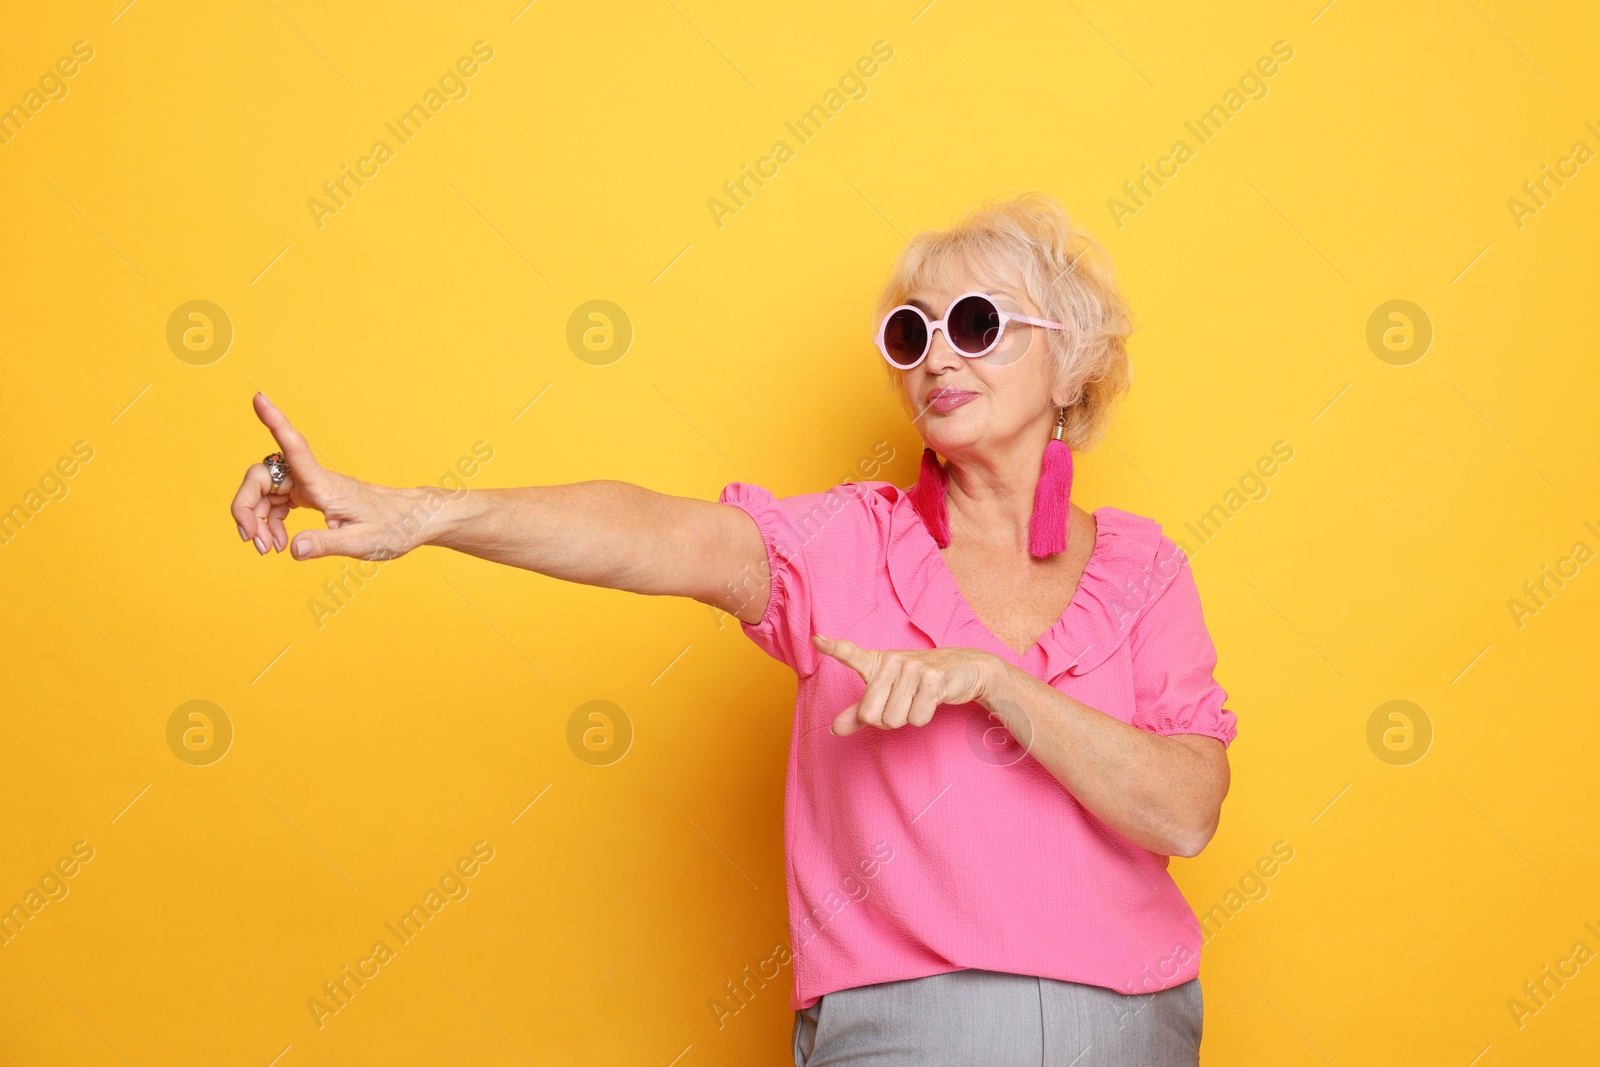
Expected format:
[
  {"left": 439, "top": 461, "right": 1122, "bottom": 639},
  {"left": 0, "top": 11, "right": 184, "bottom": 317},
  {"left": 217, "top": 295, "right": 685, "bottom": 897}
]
[{"left": 792, "top": 968, "right": 1202, "bottom": 1066}]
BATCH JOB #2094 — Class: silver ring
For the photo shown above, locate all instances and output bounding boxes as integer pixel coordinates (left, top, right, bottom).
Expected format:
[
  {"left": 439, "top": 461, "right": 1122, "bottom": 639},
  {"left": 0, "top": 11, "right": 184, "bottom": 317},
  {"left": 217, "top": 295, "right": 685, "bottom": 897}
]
[{"left": 264, "top": 452, "right": 288, "bottom": 492}]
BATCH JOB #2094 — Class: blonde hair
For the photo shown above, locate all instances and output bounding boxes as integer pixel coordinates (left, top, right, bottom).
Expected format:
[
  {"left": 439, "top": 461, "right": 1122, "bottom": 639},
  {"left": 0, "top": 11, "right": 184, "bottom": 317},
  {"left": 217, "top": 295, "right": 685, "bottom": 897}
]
[{"left": 872, "top": 192, "right": 1134, "bottom": 451}]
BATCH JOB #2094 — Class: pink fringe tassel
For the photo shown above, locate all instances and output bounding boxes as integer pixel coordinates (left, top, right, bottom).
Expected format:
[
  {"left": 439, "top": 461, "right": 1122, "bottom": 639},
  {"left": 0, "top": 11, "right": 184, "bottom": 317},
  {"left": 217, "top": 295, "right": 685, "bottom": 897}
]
[
  {"left": 911, "top": 440, "right": 1074, "bottom": 558},
  {"left": 909, "top": 447, "right": 951, "bottom": 548},
  {"left": 1027, "top": 436, "right": 1074, "bottom": 559}
]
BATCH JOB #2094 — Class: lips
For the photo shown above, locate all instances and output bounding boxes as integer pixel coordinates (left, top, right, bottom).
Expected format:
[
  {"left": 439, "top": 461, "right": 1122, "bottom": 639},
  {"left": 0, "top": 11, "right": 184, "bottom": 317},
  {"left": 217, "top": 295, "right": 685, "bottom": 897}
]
[{"left": 926, "top": 387, "right": 979, "bottom": 414}]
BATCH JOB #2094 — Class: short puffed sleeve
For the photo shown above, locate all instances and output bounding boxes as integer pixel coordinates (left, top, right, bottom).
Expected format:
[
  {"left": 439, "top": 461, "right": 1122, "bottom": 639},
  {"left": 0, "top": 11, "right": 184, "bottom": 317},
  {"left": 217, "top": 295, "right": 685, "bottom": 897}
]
[
  {"left": 1126, "top": 543, "right": 1239, "bottom": 747},
  {"left": 717, "top": 482, "right": 822, "bottom": 677},
  {"left": 717, "top": 481, "right": 891, "bottom": 678}
]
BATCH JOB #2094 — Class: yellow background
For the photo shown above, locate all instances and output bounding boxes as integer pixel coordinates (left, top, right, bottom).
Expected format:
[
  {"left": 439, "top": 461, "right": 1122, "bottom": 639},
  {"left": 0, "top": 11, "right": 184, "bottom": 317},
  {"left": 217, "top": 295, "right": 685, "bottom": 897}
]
[{"left": 3, "top": 1, "right": 1597, "bottom": 1063}]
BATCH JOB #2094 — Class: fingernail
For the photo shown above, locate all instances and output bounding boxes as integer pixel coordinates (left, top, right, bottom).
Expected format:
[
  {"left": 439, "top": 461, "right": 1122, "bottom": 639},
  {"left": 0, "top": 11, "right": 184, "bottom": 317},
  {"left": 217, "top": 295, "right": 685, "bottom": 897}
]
[
  {"left": 294, "top": 540, "right": 308, "bottom": 559},
  {"left": 237, "top": 524, "right": 248, "bottom": 541},
  {"left": 254, "top": 537, "right": 266, "bottom": 555}
]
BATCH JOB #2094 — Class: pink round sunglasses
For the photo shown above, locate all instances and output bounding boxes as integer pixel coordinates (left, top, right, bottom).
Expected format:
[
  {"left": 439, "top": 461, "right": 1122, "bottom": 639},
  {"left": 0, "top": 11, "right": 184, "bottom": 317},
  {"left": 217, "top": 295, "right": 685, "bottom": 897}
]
[{"left": 875, "top": 291, "right": 1068, "bottom": 369}]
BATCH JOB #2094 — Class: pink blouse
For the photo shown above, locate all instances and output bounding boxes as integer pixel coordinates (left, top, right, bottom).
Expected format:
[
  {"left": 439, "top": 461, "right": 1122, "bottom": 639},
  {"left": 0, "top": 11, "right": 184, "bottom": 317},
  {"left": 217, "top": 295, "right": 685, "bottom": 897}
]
[{"left": 718, "top": 471, "right": 1238, "bottom": 1011}]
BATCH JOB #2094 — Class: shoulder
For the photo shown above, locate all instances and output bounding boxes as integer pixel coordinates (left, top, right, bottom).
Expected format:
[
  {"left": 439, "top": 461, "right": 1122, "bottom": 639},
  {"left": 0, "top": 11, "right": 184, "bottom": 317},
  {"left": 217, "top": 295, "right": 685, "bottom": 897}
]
[
  {"left": 1089, "top": 504, "right": 1179, "bottom": 576},
  {"left": 1085, "top": 504, "right": 1203, "bottom": 630}
]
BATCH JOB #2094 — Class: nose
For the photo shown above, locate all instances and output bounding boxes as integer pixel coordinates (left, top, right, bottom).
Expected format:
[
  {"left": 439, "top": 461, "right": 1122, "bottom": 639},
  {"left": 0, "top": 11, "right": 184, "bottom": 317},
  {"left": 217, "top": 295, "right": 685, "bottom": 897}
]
[{"left": 923, "top": 325, "right": 962, "bottom": 373}]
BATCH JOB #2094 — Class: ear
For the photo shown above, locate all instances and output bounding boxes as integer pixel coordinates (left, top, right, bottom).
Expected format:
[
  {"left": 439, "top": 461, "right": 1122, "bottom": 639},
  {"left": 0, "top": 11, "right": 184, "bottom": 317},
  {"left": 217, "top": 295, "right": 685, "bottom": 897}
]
[{"left": 1052, "top": 384, "right": 1083, "bottom": 408}]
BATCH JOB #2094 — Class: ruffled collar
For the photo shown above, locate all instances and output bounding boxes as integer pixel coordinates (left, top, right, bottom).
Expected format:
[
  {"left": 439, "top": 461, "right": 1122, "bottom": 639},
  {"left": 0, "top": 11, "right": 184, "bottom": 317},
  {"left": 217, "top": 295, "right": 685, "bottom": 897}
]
[{"left": 869, "top": 476, "right": 1168, "bottom": 680}]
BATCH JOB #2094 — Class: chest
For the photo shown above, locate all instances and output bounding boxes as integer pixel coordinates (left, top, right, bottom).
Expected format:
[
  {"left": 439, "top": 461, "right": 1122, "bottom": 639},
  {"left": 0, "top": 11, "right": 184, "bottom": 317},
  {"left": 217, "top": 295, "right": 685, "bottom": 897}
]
[{"left": 938, "top": 507, "right": 1097, "bottom": 655}]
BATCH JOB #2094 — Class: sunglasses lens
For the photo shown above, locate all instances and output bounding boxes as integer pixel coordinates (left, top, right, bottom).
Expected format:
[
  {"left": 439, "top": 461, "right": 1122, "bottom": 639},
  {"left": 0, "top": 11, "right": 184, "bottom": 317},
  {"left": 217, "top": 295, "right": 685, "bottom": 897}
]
[
  {"left": 949, "top": 295, "right": 1002, "bottom": 354},
  {"left": 882, "top": 308, "right": 928, "bottom": 367}
]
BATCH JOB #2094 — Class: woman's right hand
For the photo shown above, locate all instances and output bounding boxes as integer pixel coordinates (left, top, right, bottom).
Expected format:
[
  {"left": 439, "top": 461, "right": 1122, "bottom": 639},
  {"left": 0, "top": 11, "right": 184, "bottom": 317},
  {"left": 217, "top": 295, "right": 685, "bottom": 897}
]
[{"left": 230, "top": 393, "right": 422, "bottom": 562}]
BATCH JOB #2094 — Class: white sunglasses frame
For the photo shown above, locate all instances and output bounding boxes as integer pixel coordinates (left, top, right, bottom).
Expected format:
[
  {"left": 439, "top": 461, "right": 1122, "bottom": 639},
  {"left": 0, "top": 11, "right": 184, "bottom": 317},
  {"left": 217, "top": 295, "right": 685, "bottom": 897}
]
[{"left": 875, "top": 291, "right": 1069, "bottom": 369}]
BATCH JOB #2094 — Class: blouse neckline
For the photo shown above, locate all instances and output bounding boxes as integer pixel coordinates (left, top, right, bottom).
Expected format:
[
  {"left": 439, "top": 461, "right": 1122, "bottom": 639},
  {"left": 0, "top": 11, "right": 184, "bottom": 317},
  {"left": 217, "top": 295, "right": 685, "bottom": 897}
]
[{"left": 874, "top": 478, "right": 1167, "bottom": 681}]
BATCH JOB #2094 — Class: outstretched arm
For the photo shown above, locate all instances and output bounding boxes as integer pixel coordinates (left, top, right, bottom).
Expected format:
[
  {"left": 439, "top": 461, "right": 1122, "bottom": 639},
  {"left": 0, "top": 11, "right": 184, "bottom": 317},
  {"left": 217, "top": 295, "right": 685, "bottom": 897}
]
[{"left": 229, "top": 393, "right": 772, "bottom": 624}]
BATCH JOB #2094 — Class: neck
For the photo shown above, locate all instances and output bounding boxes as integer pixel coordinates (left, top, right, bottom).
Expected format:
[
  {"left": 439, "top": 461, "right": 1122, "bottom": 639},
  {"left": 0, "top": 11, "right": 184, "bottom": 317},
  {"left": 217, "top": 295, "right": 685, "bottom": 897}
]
[{"left": 943, "top": 430, "right": 1052, "bottom": 553}]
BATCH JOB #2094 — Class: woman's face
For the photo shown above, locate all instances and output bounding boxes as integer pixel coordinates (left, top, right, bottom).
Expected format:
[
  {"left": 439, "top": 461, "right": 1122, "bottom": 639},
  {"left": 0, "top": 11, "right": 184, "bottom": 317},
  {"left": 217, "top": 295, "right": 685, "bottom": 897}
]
[{"left": 897, "top": 262, "right": 1063, "bottom": 460}]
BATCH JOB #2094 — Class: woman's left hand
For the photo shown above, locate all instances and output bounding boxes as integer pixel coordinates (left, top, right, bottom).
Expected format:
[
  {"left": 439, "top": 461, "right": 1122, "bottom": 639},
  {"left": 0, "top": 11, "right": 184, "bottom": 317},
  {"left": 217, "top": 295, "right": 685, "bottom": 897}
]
[{"left": 812, "top": 635, "right": 1000, "bottom": 736}]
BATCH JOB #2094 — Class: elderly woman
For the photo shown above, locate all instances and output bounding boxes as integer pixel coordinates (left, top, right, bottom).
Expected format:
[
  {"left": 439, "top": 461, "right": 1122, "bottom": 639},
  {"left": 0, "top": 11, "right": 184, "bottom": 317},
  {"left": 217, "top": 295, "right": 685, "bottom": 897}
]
[{"left": 230, "top": 193, "right": 1235, "bottom": 1066}]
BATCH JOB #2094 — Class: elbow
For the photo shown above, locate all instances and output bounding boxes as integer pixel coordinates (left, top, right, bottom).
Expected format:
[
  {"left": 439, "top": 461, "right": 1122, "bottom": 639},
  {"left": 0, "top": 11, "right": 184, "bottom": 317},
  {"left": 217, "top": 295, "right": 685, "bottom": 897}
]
[
  {"left": 1170, "top": 814, "right": 1220, "bottom": 859},
  {"left": 1165, "top": 737, "right": 1230, "bottom": 858}
]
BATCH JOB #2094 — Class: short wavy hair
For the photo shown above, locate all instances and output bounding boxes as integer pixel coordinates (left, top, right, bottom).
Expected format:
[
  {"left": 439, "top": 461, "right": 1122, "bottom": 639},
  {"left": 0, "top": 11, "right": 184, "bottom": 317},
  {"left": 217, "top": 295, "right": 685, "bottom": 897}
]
[{"left": 872, "top": 192, "right": 1134, "bottom": 452}]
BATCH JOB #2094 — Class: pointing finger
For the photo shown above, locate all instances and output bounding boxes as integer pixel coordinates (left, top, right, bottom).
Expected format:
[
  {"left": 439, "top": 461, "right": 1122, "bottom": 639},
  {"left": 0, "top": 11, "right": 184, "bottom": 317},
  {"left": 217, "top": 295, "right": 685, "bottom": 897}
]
[{"left": 252, "top": 393, "right": 324, "bottom": 487}]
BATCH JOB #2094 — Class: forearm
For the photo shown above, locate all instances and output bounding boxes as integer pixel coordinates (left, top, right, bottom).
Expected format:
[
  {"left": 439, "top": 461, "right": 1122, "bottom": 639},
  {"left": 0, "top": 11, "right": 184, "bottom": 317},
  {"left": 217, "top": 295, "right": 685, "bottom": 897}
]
[
  {"left": 979, "top": 658, "right": 1228, "bottom": 858},
  {"left": 409, "top": 479, "right": 764, "bottom": 614}
]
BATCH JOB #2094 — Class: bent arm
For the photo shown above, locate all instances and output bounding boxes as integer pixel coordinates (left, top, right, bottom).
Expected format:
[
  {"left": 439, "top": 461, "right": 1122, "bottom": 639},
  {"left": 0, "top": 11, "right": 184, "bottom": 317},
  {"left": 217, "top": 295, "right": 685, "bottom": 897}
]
[
  {"left": 816, "top": 633, "right": 1230, "bottom": 858},
  {"left": 417, "top": 480, "right": 772, "bottom": 624}
]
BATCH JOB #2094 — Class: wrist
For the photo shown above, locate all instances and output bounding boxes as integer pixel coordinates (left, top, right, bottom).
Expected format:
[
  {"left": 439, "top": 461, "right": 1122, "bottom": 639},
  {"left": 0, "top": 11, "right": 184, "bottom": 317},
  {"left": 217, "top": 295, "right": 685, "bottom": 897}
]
[
  {"left": 363, "top": 483, "right": 444, "bottom": 557},
  {"left": 404, "top": 483, "right": 465, "bottom": 551},
  {"left": 974, "top": 653, "right": 1013, "bottom": 709}
]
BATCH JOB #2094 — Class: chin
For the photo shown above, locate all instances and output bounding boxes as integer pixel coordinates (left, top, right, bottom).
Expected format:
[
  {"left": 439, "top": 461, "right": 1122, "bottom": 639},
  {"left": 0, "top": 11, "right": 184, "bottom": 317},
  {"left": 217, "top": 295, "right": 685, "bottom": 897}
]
[{"left": 917, "top": 419, "right": 984, "bottom": 457}]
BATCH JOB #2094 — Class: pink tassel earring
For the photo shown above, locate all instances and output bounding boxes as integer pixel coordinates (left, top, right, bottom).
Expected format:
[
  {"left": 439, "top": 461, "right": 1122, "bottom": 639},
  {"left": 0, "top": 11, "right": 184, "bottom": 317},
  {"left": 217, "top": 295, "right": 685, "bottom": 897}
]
[
  {"left": 909, "top": 407, "right": 1074, "bottom": 557},
  {"left": 1028, "top": 407, "right": 1074, "bottom": 559}
]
